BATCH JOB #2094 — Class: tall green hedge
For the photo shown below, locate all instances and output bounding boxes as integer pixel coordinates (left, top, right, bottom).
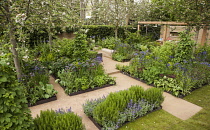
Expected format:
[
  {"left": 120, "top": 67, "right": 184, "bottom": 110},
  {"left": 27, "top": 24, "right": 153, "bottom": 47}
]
[
  {"left": 0, "top": 55, "right": 34, "bottom": 130},
  {"left": 82, "top": 25, "right": 136, "bottom": 40},
  {"left": 26, "top": 25, "right": 160, "bottom": 46}
]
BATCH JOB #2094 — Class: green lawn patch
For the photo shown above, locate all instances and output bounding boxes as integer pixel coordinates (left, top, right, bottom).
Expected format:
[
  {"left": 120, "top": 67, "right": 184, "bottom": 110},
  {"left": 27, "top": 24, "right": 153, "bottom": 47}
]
[{"left": 119, "top": 85, "right": 210, "bottom": 130}]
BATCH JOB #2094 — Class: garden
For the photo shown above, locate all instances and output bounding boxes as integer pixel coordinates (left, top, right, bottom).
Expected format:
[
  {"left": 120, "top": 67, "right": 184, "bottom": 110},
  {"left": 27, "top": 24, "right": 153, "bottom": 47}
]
[{"left": 1, "top": 0, "right": 210, "bottom": 130}]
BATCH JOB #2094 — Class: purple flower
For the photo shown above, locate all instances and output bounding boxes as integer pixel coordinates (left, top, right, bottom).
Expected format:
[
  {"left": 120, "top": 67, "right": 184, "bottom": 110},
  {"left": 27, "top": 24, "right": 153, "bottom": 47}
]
[
  {"left": 169, "top": 55, "right": 174, "bottom": 58},
  {"left": 140, "top": 51, "right": 146, "bottom": 55},
  {"left": 201, "top": 51, "right": 207, "bottom": 55},
  {"left": 134, "top": 53, "right": 138, "bottom": 56}
]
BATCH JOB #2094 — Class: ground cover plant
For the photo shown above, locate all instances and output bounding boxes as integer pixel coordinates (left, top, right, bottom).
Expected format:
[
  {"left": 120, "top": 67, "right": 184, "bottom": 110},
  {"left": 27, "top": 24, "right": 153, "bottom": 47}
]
[
  {"left": 95, "top": 37, "right": 121, "bottom": 49},
  {"left": 83, "top": 86, "right": 164, "bottom": 130},
  {"left": 33, "top": 108, "right": 84, "bottom": 130},
  {"left": 119, "top": 85, "right": 210, "bottom": 130},
  {"left": 116, "top": 32, "right": 210, "bottom": 97}
]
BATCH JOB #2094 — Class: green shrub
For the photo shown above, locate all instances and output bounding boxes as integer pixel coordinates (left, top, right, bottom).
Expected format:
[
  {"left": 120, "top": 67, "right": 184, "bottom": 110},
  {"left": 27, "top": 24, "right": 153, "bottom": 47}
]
[
  {"left": 144, "top": 87, "right": 164, "bottom": 107},
  {"left": 96, "top": 37, "right": 121, "bottom": 49},
  {"left": 33, "top": 109, "right": 84, "bottom": 130},
  {"left": 112, "top": 43, "right": 134, "bottom": 62},
  {"left": 54, "top": 38, "right": 74, "bottom": 59},
  {"left": 124, "top": 31, "right": 151, "bottom": 50},
  {"left": 0, "top": 54, "right": 34, "bottom": 130},
  {"left": 194, "top": 44, "right": 210, "bottom": 62},
  {"left": 128, "top": 85, "right": 145, "bottom": 102}
]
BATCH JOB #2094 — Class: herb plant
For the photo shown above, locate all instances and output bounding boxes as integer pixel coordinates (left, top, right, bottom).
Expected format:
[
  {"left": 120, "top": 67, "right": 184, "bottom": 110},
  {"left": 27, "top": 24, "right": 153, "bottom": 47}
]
[
  {"left": 83, "top": 86, "right": 164, "bottom": 129},
  {"left": 34, "top": 108, "right": 84, "bottom": 130}
]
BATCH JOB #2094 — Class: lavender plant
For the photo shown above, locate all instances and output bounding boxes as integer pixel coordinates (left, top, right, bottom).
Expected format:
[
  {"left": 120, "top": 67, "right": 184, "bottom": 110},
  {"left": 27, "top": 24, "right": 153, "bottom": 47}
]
[
  {"left": 83, "top": 96, "right": 106, "bottom": 117},
  {"left": 83, "top": 86, "right": 164, "bottom": 130}
]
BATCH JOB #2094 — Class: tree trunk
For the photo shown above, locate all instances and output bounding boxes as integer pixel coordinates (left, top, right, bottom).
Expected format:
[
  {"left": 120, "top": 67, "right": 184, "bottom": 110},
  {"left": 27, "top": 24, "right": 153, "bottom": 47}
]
[
  {"left": 49, "top": 32, "right": 53, "bottom": 48},
  {"left": 125, "top": 14, "right": 130, "bottom": 26},
  {"left": 195, "top": 26, "right": 200, "bottom": 44},
  {"left": 9, "top": 26, "right": 22, "bottom": 80},
  {"left": 115, "top": 26, "right": 118, "bottom": 38},
  {"left": 80, "top": 0, "right": 86, "bottom": 21}
]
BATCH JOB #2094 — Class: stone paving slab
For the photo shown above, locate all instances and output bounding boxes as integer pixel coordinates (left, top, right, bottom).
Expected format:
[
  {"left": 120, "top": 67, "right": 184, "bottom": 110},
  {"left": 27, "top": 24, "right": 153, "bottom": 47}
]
[
  {"left": 162, "top": 92, "right": 202, "bottom": 120},
  {"left": 101, "top": 54, "right": 129, "bottom": 75}
]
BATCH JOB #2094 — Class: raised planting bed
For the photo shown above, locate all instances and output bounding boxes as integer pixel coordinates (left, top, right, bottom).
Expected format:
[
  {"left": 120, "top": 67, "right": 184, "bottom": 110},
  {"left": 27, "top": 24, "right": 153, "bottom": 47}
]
[
  {"left": 112, "top": 57, "right": 131, "bottom": 62},
  {"left": 119, "top": 71, "right": 185, "bottom": 97},
  {"left": 28, "top": 94, "right": 57, "bottom": 107},
  {"left": 83, "top": 85, "right": 164, "bottom": 130},
  {"left": 120, "top": 71, "right": 209, "bottom": 98},
  {"left": 96, "top": 53, "right": 103, "bottom": 62},
  {"left": 88, "top": 106, "right": 162, "bottom": 130},
  {"left": 120, "top": 71, "right": 155, "bottom": 86},
  {"left": 61, "top": 82, "right": 116, "bottom": 96},
  {"left": 121, "top": 59, "right": 131, "bottom": 62}
]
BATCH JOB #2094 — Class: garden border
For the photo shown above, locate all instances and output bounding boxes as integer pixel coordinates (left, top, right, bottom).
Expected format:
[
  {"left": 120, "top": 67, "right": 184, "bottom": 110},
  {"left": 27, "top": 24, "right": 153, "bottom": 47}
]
[
  {"left": 50, "top": 75, "right": 116, "bottom": 96},
  {"left": 112, "top": 58, "right": 131, "bottom": 62},
  {"left": 119, "top": 71, "right": 205, "bottom": 98},
  {"left": 87, "top": 106, "right": 162, "bottom": 130},
  {"left": 62, "top": 82, "right": 116, "bottom": 96},
  {"left": 120, "top": 71, "right": 155, "bottom": 86},
  {"left": 28, "top": 95, "right": 57, "bottom": 107},
  {"left": 120, "top": 71, "right": 186, "bottom": 97}
]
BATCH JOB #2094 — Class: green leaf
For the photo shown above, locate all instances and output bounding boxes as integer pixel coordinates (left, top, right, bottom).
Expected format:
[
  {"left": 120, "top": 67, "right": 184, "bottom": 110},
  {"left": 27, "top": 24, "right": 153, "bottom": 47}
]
[
  {"left": 44, "top": 94, "right": 50, "bottom": 99},
  {"left": 0, "top": 76, "right": 7, "bottom": 83}
]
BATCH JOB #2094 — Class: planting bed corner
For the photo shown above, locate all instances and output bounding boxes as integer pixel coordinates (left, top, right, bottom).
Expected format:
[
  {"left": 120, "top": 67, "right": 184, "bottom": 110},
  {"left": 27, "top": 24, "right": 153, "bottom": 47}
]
[
  {"left": 120, "top": 71, "right": 155, "bottom": 87},
  {"left": 28, "top": 94, "right": 57, "bottom": 107},
  {"left": 121, "top": 59, "right": 130, "bottom": 62}
]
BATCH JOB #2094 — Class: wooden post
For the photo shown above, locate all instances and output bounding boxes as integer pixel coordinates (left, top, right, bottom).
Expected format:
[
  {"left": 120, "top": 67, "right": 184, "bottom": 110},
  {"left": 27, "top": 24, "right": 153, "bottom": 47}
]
[
  {"left": 201, "top": 26, "right": 208, "bottom": 46},
  {"left": 138, "top": 24, "right": 140, "bottom": 31},
  {"left": 163, "top": 24, "right": 168, "bottom": 42}
]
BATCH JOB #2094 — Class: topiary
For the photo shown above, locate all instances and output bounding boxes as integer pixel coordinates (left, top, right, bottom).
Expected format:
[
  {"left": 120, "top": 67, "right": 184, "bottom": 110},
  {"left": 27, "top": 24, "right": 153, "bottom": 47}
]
[{"left": 0, "top": 54, "right": 34, "bottom": 130}]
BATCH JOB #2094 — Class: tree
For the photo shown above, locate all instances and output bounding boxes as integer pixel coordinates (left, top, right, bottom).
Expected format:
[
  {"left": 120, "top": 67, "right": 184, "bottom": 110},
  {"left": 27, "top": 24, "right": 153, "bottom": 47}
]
[
  {"left": 0, "top": 0, "right": 32, "bottom": 79},
  {"left": 149, "top": 0, "right": 210, "bottom": 25},
  {"left": 29, "top": 0, "right": 80, "bottom": 47},
  {"left": 150, "top": 0, "right": 210, "bottom": 43}
]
